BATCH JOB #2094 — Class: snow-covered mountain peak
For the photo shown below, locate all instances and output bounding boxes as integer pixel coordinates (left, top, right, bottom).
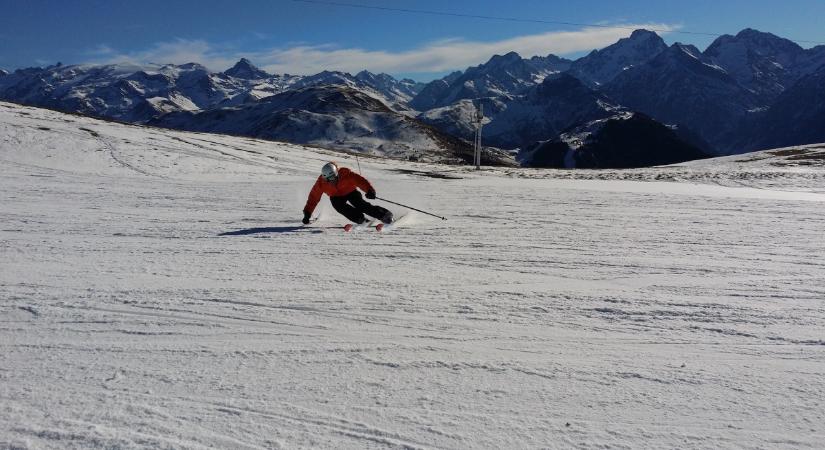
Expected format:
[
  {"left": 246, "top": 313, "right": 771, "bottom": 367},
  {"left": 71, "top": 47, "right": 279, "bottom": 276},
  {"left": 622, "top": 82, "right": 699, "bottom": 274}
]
[
  {"left": 706, "top": 28, "right": 803, "bottom": 65},
  {"left": 485, "top": 51, "right": 523, "bottom": 67},
  {"left": 568, "top": 28, "right": 668, "bottom": 86},
  {"left": 0, "top": 69, "right": 7, "bottom": 77},
  {"left": 354, "top": 70, "right": 401, "bottom": 88},
  {"left": 526, "top": 55, "right": 573, "bottom": 83},
  {"left": 672, "top": 43, "right": 704, "bottom": 60},
  {"left": 533, "top": 53, "right": 571, "bottom": 64},
  {"left": 354, "top": 69, "right": 377, "bottom": 81},
  {"left": 628, "top": 28, "right": 664, "bottom": 43},
  {"left": 658, "top": 43, "right": 719, "bottom": 70},
  {"left": 175, "top": 62, "right": 208, "bottom": 71},
  {"left": 300, "top": 70, "right": 353, "bottom": 86},
  {"left": 151, "top": 62, "right": 210, "bottom": 79},
  {"left": 607, "top": 28, "right": 667, "bottom": 54},
  {"left": 66, "top": 62, "right": 156, "bottom": 78},
  {"left": 161, "top": 62, "right": 207, "bottom": 73},
  {"left": 734, "top": 28, "right": 803, "bottom": 54},
  {"left": 355, "top": 70, "right": 393, "bottom": 81},
  {"left": 704, "top": 28, "right": 814, "bottom": 104},
  {"left": 352, "top": 70, "right": 422, "bottom": 103},
  {"left": 410, "top": 51, "right": 566, "bottom": 110},
  {"left": 224, "top": 58, "right": 270, "bottom": 79},
  {"left": 604, "top": 39, "right": 758, "bottom": 153}
]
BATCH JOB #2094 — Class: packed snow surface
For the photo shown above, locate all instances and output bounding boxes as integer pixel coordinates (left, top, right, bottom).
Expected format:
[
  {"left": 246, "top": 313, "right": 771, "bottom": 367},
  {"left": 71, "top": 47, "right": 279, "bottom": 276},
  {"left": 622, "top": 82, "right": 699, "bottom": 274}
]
[{"left": 1, "top": 102, "right": 824, "bottom": 448}]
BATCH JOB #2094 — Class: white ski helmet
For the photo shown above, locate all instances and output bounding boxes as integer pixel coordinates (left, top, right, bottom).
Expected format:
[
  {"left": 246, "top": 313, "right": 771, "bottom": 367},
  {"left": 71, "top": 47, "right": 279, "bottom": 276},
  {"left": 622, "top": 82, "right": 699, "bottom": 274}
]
[{"left": 321, "top": 162, "right": 339, "bottom": 181}]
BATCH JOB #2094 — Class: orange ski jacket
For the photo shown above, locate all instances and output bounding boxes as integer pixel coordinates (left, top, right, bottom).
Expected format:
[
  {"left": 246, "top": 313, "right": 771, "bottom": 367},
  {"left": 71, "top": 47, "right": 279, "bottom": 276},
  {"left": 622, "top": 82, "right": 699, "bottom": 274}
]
[{"left": 303, "top": 168, "right": 375, "bottom": 215}]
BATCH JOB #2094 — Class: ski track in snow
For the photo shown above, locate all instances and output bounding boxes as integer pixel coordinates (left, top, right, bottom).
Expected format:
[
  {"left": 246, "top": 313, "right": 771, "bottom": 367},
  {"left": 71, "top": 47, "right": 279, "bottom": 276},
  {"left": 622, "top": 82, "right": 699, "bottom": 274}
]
[{"left": 1, "top": 102, "right": 825, "bottom": 448}]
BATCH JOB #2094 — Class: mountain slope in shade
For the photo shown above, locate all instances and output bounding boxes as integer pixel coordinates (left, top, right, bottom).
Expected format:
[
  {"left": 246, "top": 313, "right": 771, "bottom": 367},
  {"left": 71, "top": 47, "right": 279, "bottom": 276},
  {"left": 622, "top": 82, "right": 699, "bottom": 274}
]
[
  {"left": 521, "top": 112, "right": 711, "bottom": 168},
  {"left": 528, "top": 54, "right": 573, "bottom": 74},
  {"left": 409, "top": 52, "right": 571, "bottom": 111},
  {"left": 604, "top": 43, "right": 759, "bottom": 153},
  {"left": 418, "top": 73, "right": 613, "bottom": 150},
  {"left": 568, "top": 29, "right": 668, "bottom": 87},
  {"left": 407, "top": 71, "right": 463, "bottom": 112},
  {"left": 794, "top": 45, "right": 825, "bottom": 77},
  {"left": 703, "top": 28, "right": 825, "bottom": 104},
  {"left": 482, "top": 73, "right": 621, "bottom": 149},
  {"left": 150, "top": 84, "right": 515, "bottom": 165},
  {"left": 741, "top": 67, "right": 825, "bottom": 151}
]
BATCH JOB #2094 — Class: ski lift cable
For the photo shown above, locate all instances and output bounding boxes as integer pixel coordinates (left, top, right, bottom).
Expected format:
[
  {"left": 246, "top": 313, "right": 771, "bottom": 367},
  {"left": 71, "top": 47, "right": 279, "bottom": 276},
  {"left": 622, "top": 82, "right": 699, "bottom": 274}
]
[{"left": 290, "top": 0, "right": 825, "bottom": 46}]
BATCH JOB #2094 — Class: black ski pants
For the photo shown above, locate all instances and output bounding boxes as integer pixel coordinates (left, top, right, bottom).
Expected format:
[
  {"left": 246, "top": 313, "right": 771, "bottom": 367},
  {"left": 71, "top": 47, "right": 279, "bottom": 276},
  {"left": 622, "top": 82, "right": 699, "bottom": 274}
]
[{"left": 330, "top": 190, "right": 389, "bottom": 224}]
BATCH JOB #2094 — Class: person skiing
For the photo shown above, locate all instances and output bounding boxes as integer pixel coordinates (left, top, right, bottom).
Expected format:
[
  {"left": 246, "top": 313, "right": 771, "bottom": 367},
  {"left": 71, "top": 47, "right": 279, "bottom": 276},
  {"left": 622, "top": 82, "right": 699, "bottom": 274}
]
[{"left": 302, "top": 162, "right": 393, "bottom": 225}]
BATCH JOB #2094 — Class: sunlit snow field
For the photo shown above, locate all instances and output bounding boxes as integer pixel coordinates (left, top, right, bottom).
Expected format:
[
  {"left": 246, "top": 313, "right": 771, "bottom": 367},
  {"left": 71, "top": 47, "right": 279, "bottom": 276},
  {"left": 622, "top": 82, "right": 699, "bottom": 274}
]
[{"left": 1, "top": 102, "right": 824, "bottom": 448}]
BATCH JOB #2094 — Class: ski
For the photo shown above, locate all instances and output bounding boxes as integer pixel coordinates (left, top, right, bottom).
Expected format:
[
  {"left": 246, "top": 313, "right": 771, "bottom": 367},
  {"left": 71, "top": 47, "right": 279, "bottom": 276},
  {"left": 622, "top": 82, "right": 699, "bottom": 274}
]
[
  {"left": 376, "top": 213, "right": 405, "bottom": 232},
  {"left": 343, "top": 220, "right": 394, "bottom": 232},
  {"left": 343, "top": 221, "right": 375, "bottom": 232}
]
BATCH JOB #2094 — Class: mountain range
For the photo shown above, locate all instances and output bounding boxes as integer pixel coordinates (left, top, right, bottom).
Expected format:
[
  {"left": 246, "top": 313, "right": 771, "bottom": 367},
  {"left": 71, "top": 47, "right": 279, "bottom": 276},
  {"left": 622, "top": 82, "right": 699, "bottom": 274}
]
[
  {"left": 2, "top": 27, "right": 824, "bottom": 168},
  {"left": 149, "top": 83, "right": 513, "bottom": 165},
  {"left": 0, "top": 60, "right": 421, "bottom": 121}
]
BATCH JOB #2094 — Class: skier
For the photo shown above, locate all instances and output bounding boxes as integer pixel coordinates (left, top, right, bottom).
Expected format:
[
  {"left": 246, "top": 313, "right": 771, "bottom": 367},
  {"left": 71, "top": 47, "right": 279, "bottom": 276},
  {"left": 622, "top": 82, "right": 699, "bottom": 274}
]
[{"left": 302, "top": 162, "right": 393, "bottom": 226}]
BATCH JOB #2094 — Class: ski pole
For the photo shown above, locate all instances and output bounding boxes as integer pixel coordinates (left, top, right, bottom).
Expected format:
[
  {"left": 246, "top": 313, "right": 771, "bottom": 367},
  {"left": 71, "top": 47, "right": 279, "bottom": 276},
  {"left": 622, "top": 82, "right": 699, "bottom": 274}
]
[{"left": 376, "top": 197, "right": 447, "bottom": 220}]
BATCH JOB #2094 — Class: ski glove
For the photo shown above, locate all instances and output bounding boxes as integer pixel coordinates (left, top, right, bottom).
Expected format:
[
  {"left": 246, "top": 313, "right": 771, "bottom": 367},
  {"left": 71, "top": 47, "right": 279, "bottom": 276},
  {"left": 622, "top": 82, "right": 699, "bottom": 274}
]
[
  {"left": 366, "top": 189, "right": 376, "bottom": 199},
  {"left": 302, "top": 211, "right": 311, "bottom": 225}
]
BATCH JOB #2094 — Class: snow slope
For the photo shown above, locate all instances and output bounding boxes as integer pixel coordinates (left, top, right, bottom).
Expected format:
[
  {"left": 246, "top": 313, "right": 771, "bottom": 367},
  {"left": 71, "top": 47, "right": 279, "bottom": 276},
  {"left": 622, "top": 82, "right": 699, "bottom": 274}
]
[{"left": 2, "top": 102, "right": 825, "bottom": 449}]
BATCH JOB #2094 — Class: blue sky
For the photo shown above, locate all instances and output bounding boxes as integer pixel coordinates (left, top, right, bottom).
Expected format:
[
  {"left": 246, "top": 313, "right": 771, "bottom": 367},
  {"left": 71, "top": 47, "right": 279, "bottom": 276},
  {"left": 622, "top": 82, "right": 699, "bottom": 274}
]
[{"left": 2, "top": 0, "right": 824, "bottom": 81}]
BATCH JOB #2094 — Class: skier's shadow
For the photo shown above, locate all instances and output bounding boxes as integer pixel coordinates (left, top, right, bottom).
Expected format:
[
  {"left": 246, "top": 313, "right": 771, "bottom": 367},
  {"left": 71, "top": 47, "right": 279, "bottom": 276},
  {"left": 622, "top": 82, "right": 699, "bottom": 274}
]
[{"left": 219, "top": 226, "right": 322, "bottom": 236}]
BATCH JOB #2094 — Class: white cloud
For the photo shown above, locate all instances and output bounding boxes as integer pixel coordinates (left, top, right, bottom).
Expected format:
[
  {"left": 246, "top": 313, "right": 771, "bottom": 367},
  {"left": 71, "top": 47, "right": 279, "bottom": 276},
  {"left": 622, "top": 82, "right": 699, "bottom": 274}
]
[
  {"left": 89, "top": 24, "right": 679, "bottom": 76},
  {"left": 89, "top": 39, "right": 236, "bottom": 70},
  {"left": 85, "top": 44, "right": 117, "bottom": 56}
]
